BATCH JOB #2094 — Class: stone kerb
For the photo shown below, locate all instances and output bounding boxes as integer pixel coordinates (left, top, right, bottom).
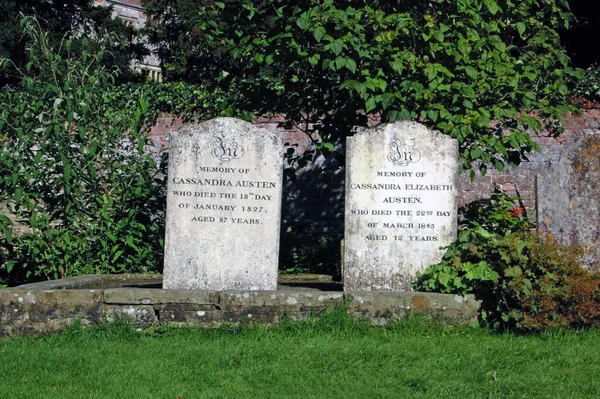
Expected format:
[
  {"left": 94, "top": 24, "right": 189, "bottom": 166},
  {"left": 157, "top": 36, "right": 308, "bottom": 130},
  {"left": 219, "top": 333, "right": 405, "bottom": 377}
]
[
  {"left": 163, "top": 118, "right": 284, "bottom": 290},
  {"left": 344, "top": 121, "right": 459, "bottom": 291},
  {"left": 0, "top": 283, "right": 479, "bottom": 336}
]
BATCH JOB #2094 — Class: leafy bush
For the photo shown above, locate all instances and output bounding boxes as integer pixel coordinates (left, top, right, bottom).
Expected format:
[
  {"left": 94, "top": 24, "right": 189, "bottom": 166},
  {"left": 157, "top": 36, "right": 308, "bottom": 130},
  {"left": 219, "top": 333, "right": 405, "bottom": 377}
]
[
  {"left": 0, "top": 0, "right": 148, "bottom": 87},
  {"left": 103, "top": 81, "right": 246, "bottom": 123},
  {"left": 0, "top": 18, "right": 165, "bottom": 285},
  {"left": 572, "top": 67, "right": 600, "bottom": 102},
  {"left": 195, "top": 0, "right": 581, "bottom": 176},
  {"left": 414, "top": 191, "right": 600, "bottom": 332},
  {"left": 413, "top": 191, "right": 530, "bottom": 296}
]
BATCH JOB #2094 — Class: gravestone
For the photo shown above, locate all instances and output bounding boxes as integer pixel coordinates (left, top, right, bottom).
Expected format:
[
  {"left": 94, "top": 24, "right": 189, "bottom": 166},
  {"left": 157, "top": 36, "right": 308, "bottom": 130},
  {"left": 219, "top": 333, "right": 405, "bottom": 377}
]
[
  {"left": 537, "top": 135, "right": 600, "bottom": 270},
  {"left": 163, "top": 118, "right": 283, "bottom": 290},
  {"left": 344, "top": 121, "right": 459, "bottom": 291}
]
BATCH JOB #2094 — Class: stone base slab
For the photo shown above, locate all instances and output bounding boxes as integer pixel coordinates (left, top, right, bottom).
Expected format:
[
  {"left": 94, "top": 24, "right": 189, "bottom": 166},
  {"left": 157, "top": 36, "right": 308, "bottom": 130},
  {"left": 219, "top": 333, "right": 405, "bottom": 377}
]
[{"left": 0, "top": 275, "right": 480, "bottom": 336}]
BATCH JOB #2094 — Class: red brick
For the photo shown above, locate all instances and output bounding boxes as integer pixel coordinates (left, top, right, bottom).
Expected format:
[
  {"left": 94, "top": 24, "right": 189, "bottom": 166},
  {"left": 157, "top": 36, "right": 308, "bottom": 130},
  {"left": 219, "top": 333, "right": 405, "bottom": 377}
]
[
  {"left": 473, "top": 182, "right": 493, "bottom": 191},
  {"left": 516, "top": 184, "right": 534, "bottom": 192},
  {"left": 584, "top": 109, "right": 600, "bottom": 118},
  {"left": 521, "top": 199, "right": 535, "bottom": 209},
  {"left": 544, "top": 145, "right": 570, "bottom": 154},
  {"left": 149, "top": 126, "right": 165, "bottom": 135},
  {"left": 515, "top": 189, "right": 534, "bottom": 199},
  {"left": 563, "top": 117, "right": 589, "bottom": 128},
  {"left": 252, "top": 115, "right": 286, "bottom": 124},
  {"left": 475, "top": 175, "right": 493, "bottom": 184},
  {"left": 584, "top": 119, "right": 600, "bottom": 129},
  {"left": 493, "top": 176, "right": 515, "bottom": 184},
  {"left": 580, "top": 128, "right": 599, "bottom": 136},
  {"left": 498, "top": 184, "right": 516, "bottom": 193},
  {"left": 154, "top": 118, "right": 168, "bottom": 128},
  {"left": 532, "top": 136, "right": 559, "bottom": 145},
  {"left": 260, "top": 124, "right": 280, "bottom": 132}
]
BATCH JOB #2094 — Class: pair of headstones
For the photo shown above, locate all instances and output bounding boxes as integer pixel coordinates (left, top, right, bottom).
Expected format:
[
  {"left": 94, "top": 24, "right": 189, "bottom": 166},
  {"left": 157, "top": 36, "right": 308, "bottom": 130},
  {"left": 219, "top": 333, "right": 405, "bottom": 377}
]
[{"left": 163, "top": 118, "right": 458, "bottom": 291}]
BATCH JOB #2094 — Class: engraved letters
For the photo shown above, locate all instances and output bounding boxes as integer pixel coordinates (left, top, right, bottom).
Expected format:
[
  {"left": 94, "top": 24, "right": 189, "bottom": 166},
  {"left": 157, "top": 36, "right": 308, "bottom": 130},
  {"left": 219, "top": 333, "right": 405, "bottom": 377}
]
[
  {"left": 387, "top": 138, "right": 421, "bottom": 166},
  {"left": 211, "top": 135, "right": 245, "bottom": 162}
]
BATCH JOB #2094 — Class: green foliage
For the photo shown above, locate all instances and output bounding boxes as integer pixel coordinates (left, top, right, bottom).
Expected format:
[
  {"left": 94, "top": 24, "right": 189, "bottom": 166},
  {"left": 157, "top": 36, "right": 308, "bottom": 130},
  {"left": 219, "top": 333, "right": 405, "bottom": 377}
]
[
  {"left": 194, "top": 0, "right": 582, "bottom": 175},
  {"left": 0, "top": 18, "right": 164, "bottom": 285},
  {"left": 105, "top": 81, "right": 246, "bottom": 122},
  {"left": 142, "top": 0, "right": 237, "bottom": 84},
  {"left": 414, "top": 192, "right": 600, "bottom": 332},
  {"left": 0, "top": 1, "right": 147, "bottom": 86},
  {"left": 414, "top": 191, "right": 531, "bottom": 296},
  {"left": 572, "top": 68, "right": 600, "bottom": 100},
  {"left": 458, "top": 188, "right": 531, "bottom": 234}
]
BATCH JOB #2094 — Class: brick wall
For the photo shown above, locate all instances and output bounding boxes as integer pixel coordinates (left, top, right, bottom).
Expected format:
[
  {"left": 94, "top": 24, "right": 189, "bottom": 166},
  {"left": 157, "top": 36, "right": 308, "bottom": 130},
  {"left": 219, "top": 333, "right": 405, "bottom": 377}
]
[
  {"left": 148, "top": 114, "right": 314, "bottom": 155},
  {"left": 151, "top": 110, "right": 600, "bottom": 213},
  {"left": 458, "top": 109, "right": 600, "bottom": 218},
  {"left": 149, "top": 110, "right": 599, "bottom": 273}
]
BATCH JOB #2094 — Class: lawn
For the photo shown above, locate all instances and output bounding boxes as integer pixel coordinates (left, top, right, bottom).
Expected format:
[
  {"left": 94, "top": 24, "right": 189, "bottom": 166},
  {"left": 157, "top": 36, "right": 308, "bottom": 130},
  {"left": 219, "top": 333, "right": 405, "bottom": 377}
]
[{"left": 1, "top": 310, "right": 599, "bottom": 399}]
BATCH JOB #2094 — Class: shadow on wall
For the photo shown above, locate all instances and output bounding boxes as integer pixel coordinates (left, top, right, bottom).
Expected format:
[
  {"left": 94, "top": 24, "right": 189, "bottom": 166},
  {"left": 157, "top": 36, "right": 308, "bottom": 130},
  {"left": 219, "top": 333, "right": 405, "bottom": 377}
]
[{"left": 279, "top": 148, "right": 345, "bottom": 280}]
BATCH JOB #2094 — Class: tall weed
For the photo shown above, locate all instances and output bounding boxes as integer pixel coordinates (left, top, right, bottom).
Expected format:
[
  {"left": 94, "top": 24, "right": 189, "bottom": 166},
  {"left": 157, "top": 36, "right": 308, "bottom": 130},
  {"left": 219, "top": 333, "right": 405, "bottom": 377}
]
[{"left": 0, "top": 18, "right": 165, "bottom": 285}]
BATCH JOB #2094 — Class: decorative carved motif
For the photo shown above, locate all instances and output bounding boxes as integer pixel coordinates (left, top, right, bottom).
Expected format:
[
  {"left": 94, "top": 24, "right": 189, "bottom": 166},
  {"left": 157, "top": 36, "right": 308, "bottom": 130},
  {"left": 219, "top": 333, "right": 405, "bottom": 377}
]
[
  {"left": 211, "top": 135, "right": 245, "bottom": 162},
  {"left": 387, "top": 138, "right": 421, "bottom": 166}
]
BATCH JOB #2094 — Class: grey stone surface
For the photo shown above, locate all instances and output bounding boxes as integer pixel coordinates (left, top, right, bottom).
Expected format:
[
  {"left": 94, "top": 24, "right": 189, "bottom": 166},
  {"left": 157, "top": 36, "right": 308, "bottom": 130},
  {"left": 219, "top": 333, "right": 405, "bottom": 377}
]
[
  {"left": 347, "top": 292, "right": 479, "bottom": 324},
  {"left": 159, "top": 308, "right": 225, "bottom": 325},
  {"left": 344, "top": 121, "right": 459, "bottom": 291},
  {"left": 0, "top": 285, "right": 480, "bottom": 335},
  {"left": 163, "top": 118, "right": 284, "bottom": 290},
  {"left": 13, "top": 274, "right": 162, "bottom": 290},
  {"left": 219, "top": 290, "right": 343, "bottom": 310},
  {"left": 277, "top": 274, "right": 333, "bottom": 283},
  {"left": 0, "top": 289, "right": 104, "bottom": 336},
  {"left": 103, "top": 305, "right": 157, "bottom": 324},
  {"left": 104, "top": 288, "right": 219, "bottom": 305},
  {"left": 0, "top": 289, "right": 103, "bottom": 306},
  {"left": 537, "top": 136, "right": 600, "bottom": 270}
]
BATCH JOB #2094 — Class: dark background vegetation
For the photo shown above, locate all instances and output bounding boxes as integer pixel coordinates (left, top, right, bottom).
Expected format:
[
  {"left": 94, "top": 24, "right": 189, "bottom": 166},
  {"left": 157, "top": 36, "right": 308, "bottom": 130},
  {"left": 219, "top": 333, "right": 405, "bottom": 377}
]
[
  {"left": 1, "top": 1, "right": 599, "bottom": 86},
  {"left": 0, "top": 0, "right": 147, "bottom": 87}
]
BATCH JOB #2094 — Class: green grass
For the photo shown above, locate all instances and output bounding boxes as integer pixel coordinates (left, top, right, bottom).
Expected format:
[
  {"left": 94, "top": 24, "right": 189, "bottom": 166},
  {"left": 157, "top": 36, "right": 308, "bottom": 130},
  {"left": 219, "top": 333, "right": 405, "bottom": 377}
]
[{"left": 1, "top": 309, "right": 599, "bottom": 399}]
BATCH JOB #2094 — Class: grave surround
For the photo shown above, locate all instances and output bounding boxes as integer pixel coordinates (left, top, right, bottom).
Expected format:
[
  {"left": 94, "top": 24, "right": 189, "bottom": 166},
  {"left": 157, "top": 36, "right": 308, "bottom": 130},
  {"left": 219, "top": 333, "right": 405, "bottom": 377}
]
[
  {"left": 162, "top": 118, "right": 283, "bottom": 290},
  {"left": 344, "top": 121, "right": 459, "bottom": 291},
  {"left": 0, "top": 274, "right": 480, "bottom": 336}
]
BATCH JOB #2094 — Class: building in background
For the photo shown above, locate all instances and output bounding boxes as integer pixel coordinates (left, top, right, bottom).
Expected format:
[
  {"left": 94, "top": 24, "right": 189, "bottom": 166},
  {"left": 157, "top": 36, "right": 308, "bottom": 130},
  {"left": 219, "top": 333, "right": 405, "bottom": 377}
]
[{"left": 95, "top": 0, "right": 162, "bottom": 81}]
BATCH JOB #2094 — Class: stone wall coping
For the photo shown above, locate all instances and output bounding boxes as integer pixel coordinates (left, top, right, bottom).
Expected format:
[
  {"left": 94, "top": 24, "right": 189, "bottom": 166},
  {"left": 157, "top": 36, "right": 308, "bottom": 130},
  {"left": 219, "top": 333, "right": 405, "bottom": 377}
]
[
  {"left": 3, "top": 278, "right": 478, "bottom": 310},
  {"left": 103, "top": 288, "right": 220, "bottom": 305},
  {"left": 13, "top": 274, "right": 162, "bottom": 290},
  {"left": 0, "top": 276, "right": 481, "bottom": 336}
]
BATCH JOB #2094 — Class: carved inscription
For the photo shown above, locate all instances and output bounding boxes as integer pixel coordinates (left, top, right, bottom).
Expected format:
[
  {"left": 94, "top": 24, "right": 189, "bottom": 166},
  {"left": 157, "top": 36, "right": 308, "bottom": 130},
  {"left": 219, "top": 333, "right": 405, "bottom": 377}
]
[
  {"left": 348, "top": 135, "right": 457, "bottom": 245},
  {"left": 170, "top": 166, "right": 277, "bottom": 226},
  {"left": 348, "top": 168, "right": 453, "bottom": 242},
  {"left": 163, "top": 118, "right": 283, "bottom": 291}
]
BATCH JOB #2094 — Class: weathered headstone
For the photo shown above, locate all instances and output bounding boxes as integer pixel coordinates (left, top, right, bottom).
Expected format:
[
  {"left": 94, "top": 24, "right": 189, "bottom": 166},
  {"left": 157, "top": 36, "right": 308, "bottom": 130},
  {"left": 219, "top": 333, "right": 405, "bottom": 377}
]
[
  {"left": 343, "top": 121, "right": 459, "bottom": 291},
  {"left": 537, "top": 135, "right": 600, "bottom": 270},
  {"left": 163, "top": 118, "right": 283, "bottom": 290}
]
